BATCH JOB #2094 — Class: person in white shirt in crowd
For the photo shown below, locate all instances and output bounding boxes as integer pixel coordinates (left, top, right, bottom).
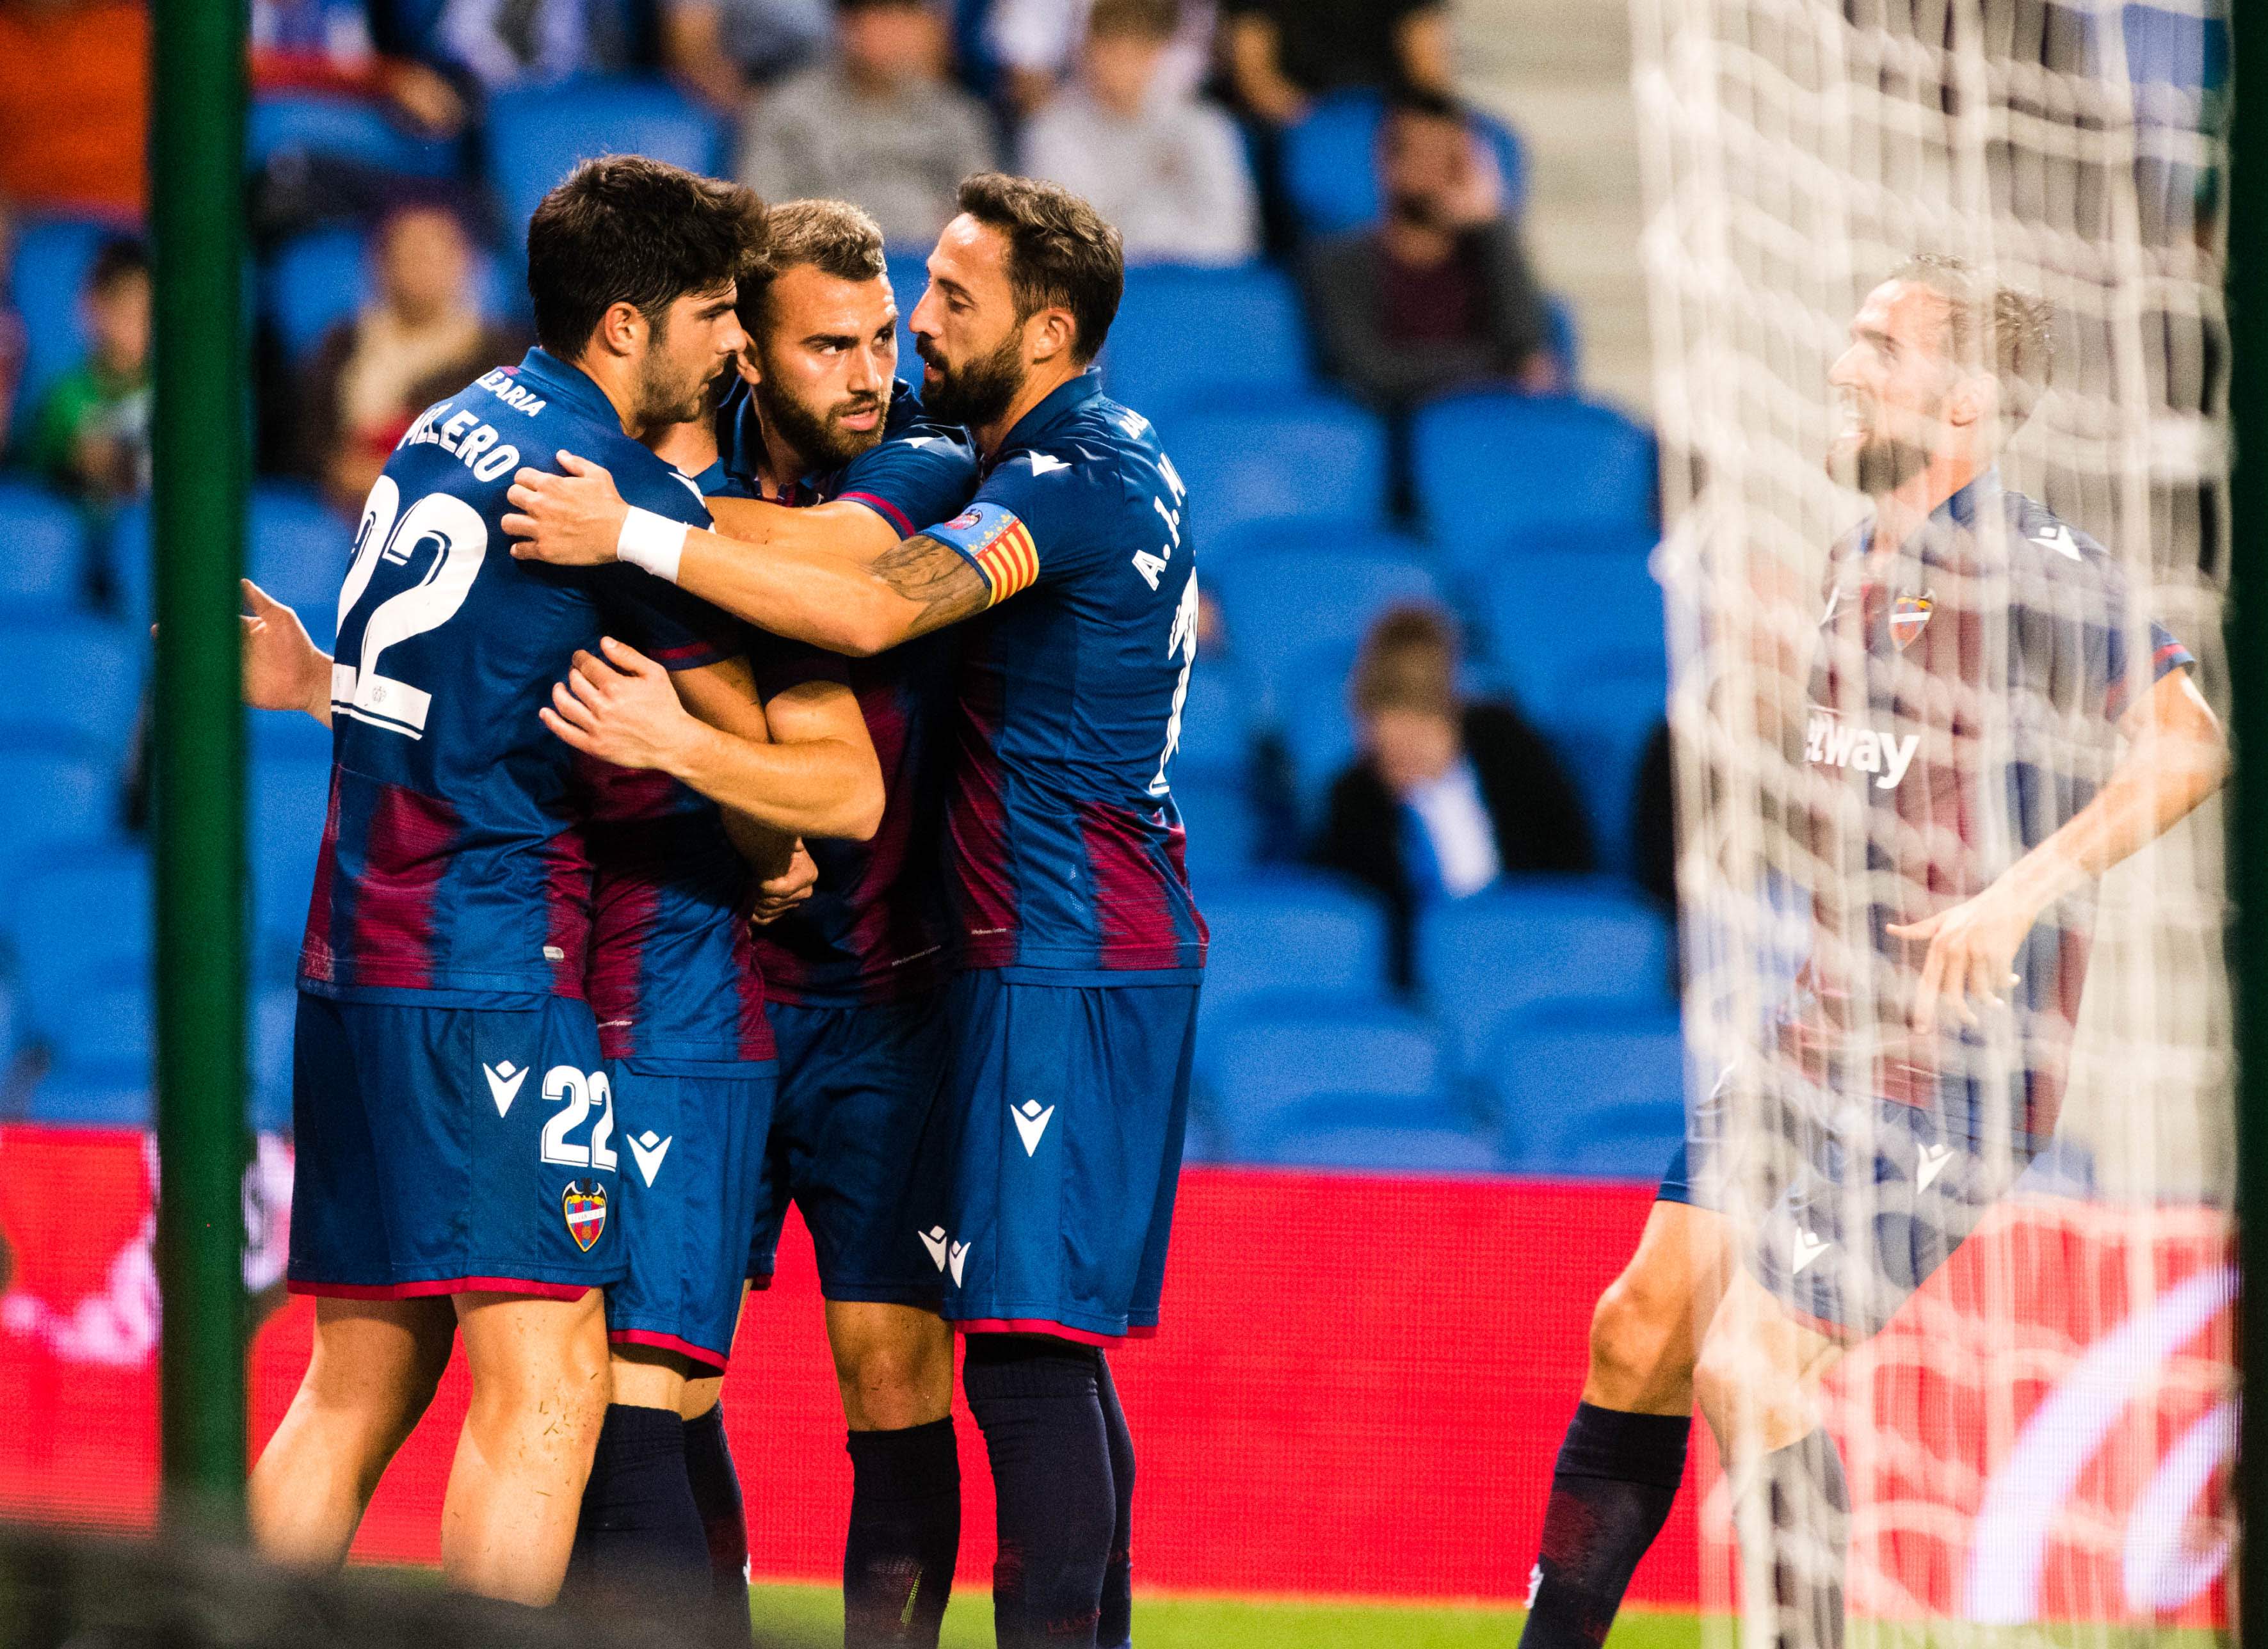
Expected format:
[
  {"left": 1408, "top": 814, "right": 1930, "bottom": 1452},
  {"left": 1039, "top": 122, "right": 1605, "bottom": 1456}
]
[
  {"left": 1018, "top": 0, "right": 1258, "bottom": 267},
  {"left": 1309, "top": 604, "right": 1595, "bottom": 988},
  {"left": 736, "top": 0, "right": 998, "bottom": 250},
  {"left": 986, "top": 0, "right": 1213, "bottom": 113}
]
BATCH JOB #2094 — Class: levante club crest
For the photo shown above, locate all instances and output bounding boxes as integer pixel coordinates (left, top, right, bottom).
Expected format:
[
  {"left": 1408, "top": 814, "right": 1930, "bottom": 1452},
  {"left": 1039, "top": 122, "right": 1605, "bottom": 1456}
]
[
  {"left": 563, "top": 1180, "right": 608, "bottom": 1251},
  {"left": 1890, "top": 590, "right": 1933, "bottom": 650}
]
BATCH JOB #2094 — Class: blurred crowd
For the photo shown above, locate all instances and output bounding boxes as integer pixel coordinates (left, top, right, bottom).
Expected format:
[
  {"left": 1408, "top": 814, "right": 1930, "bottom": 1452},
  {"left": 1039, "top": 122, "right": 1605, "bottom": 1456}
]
[{"left": 0, "top": 0, "right": 1559, "bottom": 515}]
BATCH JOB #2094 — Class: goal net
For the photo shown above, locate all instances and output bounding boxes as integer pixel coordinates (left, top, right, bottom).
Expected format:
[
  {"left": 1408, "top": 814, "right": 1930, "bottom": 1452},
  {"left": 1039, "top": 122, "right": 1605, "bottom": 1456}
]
[{"left": 1629, "top": 0, "right": 2236, "bottom": 1643}]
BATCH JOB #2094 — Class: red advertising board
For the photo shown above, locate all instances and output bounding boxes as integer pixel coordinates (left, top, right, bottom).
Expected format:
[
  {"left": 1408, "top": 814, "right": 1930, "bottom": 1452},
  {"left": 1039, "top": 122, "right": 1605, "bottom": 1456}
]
[{"left": 0, "top": 1126, "right": 2231, "bottom": 1625}]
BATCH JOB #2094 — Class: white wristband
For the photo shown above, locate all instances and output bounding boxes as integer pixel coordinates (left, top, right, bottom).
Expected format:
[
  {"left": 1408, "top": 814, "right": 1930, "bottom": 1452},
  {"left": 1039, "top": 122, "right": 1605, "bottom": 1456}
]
[{"left": 616, "top": 506, "right": 688, "bottom": 584}]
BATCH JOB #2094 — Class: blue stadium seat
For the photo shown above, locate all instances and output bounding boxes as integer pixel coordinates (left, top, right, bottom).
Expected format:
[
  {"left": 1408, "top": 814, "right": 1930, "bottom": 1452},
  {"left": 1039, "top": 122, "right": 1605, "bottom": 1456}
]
[
  {"left": 1203, "top": 1002, "right": 1445, "bottom": 1159},
  {"left": 26, "top": 1062, "right": 149, "bottom": 1127},
  {"left": 1194, "top": 874, "right": 1387, "bottom": 1023},
  {"left": 247, "top": 93, "right": 463, "bottom": 179},
  {"left": 249, "top": 485, "right": 355, "bottom": 645},
  {"left": 0, "top": 734, "right": 117, "bottom": 881},
  {"left": 0, "top": 481, "right": 89, "bottom": 613},
  {"left": 1270, "top": 639, "right": 1358, "bottom": 813},
  {"left": 1473, "top": 548, "right": 1664, "bottom": 713},
  {"left": 0, "top": 615, "right": 141, "bottom": 751},
  {"left": 487, "top": 77, "right": 726, "bottom": 239},
  {"left": 1164, "top": 398, "right": 1390, "bottom": 547},
  {"left": 253, "top": 705, "right": 335, "bottom": 761},
  {"left": 265, "top": 228, "right": 520, "bottom": 364},
  {"left": 1203, "top": 515, "right": 1395, "bottom": 575},
  {"left": 5, "top": 843, "right": 150, "bottom": 1042},
  {"left": 54, "top": 963, "right": 150, "bottom": 1067},
  {"left": 1205, "top": 538, "right": 1438, "bottom": 714},
  {"left": 10, "top": 217, "right": 112, "bottom": 419},
  {"left": 885, "top": 252, "right": 928, "bottom": 376},
  {"left": 1435, "top": 513, "right": 1657, "bottom": 596},
  {"left": 1418, "top": 881, "right": 1673, "bottom": 1081},
  {"left": 1246, "top": 1104, "right": 1501, "bottom": 1174},
  {"left": 1281, "top": 90, "right": 1527, "bottom": 237},
  {"left": 1169, "top": 777, "right": 1259, "bottom": 891},
  {"left": 1102, "top": 264, "right": 1313, "bottom": 417},
  {"left": 251, "top": 979, "right": 300, "bottom": 1100},
  {"left": 1489, "top": 1001, "right": 1688, "bottom": 1177},
  {"left": 253, "top": 754, "right": 334, "bottom": 956},
  {"left": 1412, "top": 394, "right": 1656, "bottom": 550},
  {"left": 1170, "top": 656, "right": 1257, "bottom": 787},
  {"left": 1538, "top": 655, "right": 1666, "bottom": 876}
]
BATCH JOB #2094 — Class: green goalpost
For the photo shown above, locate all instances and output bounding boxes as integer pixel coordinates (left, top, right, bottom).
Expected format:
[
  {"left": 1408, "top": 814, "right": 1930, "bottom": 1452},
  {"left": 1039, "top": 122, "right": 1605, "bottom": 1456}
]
[{"left": 149, "top": 0, "right": 251, "bottom": 1531}]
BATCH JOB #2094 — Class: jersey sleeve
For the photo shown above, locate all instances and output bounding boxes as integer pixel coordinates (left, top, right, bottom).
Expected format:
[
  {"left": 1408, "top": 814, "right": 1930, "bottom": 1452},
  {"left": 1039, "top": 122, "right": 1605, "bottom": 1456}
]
[
  {"left": 922, "top": 447, "right": 1118, "bottom": 607},
  {"left": 600, "top": 453, "right": 740, "bottom": 672},
  {"left": 834, "top": 426, "right": 981, "bottom": 540},
  {"left": 2091, "top": 551, "right": 2195, "bottom": 723}
]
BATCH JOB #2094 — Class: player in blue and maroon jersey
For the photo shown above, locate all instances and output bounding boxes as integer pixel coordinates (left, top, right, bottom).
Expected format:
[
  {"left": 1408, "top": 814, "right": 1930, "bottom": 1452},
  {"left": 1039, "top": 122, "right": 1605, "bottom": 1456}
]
[
  {"left": 578, "top": 198, "right": 981, "bottom": 1647},
  {"left": 1516, "top": 259, "right": 2228, "bottom": 1649},
  {"left": 236, "top": 156, "right": 836, "bottom": 1613},
  {"left": 506, "top": 173, "right": 1200, "bottom": 1649}
]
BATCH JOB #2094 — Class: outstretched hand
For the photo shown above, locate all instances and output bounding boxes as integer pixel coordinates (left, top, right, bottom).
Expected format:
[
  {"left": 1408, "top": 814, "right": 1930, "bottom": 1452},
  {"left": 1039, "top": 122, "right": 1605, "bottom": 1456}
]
[
  {"left": 239, "top": 579, "right": 331, "bottom": 719},
  {"left": 539, "top": 636, "right": 698, "bottom": 773},
  {"left": 1885, "top": 883, "right": 2036, "bottom": 1032},
  {"left": 504, "top": 452, "right": 630, "bottom": 566}
]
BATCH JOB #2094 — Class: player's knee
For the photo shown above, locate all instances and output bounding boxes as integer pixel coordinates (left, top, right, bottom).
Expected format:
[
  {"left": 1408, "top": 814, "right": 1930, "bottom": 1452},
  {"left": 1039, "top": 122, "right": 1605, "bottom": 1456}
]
[
  {"left": 1588, "top": 1270, "right": 1691, "bottom": 1398},
  {"left": 1692, "top": 1330, "right": 1805, "bottom": 1455},
  {"left": 835, "top": 1327, "right": 953, "bottom": 1429}
]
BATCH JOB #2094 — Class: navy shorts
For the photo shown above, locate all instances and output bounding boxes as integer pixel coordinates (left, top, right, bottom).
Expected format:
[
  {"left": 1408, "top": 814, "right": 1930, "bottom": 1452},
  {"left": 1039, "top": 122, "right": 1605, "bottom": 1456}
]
[
  {"left": 1659, "top": 1066, "right": 2005, "bottom": 1340},
  {"left": 939, "top": 969, "right": 1200, "bottom": 1345},
  {"left": 287, "top": 990, "right": 622, "bottom": 1299},
  {"left": 746, "top": 992, "right": 954, "bottom": 1306},
  {"left": 606, "top": 1056, "right": 776, "bottom": 1371}
]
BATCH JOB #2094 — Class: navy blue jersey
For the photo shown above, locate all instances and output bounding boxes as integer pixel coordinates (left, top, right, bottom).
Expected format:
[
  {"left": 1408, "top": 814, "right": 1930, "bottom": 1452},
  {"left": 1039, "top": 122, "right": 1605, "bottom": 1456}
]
[
  {"left": 300, "top": 348, "right": 734, "bottom": 1002},
  {"left": 1788, "top": 471, "right": 2192, "bottom": 1145},
  {"left": 711, "top": 377, "right": 981, "bottom": 1004},
  {"left": 922, "top": 370, "right": 1207, "bottom": 975}
]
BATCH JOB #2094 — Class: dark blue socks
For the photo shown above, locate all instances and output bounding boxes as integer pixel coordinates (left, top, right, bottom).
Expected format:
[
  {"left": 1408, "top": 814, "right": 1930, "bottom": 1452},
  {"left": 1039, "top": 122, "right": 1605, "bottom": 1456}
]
[
  {"left": 1746, "top": 1429, "right": 1848, "bottom": 1649},
  {"left": 962, "top": 1335, "right": 1119, "bottom": 1649},
  {"left": 1095, "top": 1355, "right": 1136, "bottom": 1649},
  {"left": 682, "top": 1401, "right": 752, "bottom": 1639},
  {"left": 842, "top": 1416, "right": 961, "bottom": 1647},
  {"left": 1518, "top": 1403, "right": 1691, "bottom": 1649},
  {"left": 568, "top": 1403, "right": 711, "bottom": 1614}
]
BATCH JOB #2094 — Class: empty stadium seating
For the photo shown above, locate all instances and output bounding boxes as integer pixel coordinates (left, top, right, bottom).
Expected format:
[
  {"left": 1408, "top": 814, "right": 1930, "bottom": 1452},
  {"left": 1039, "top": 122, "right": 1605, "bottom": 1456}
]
[
  {"left": 1412, "top": 393, "right": 1657, "bottom": 551},
  {"left": 246, "top": 93, "right": 463, "bottom": 181},
  {"left": 1488, "top": 1000, "right": 1689, "bottom": 1175},
  {"left": 1241, "top": 1093, "right": 1493, "bottom": 1171},
  {"left": 252, "top": 755, "right": 333, "bottom": 962},
  {"left": 1200, "top": 1001, "right": 1445, "bottom": 1159},
  {"left": 0, "top": 482, "right": 89, "bottom": 612},
  {"left": 487, "top": 78, "right": 725, "bottom": 239},
  {"left": 1, "top": 616, "right": 142, "bottom": 752},
  {"left": 110, "top": 485, "right": 351, "bottom": 642},
  {"left": 9, "top": 216, "right": 111, "bottom": 422},
  {"left": 1471, "top": 546, "right": 1664, "bottom": 713},
  {"left": 1205, "top": 537, "right": 1437, "bottom": 713},
  {"left": 1102, "top": 264, "right": 1314, "bottom": 416},
  {"left": 1417, "top": 881, "right": 1673, "bottom": 1082},
  {"left": 5, "top": 843, "right": 150, "bottom": 1046},
  {"left": 1194, "top": 874, "right": 1387, "bottom": 1023},
  {"left": 1164, "top": 399, "right": 1390, "bottom": 547},
  {"left": 0, "top": 735, "right": 118, "bottom": 884}
]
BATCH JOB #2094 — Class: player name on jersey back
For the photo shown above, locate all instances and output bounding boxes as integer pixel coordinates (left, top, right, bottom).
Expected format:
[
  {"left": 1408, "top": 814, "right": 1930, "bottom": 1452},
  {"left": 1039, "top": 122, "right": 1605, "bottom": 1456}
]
[{"left": 300, "top": 349, "right": 730, "bottom": 1004}]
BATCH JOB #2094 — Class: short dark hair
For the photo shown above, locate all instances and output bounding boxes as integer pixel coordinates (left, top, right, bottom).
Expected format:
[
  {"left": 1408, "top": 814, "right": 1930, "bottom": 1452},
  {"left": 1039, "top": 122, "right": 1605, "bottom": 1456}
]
[
  {"left": 87, "top": 234, "right": 150, "bottom": 294},
  {"left": 525, "top": 155, "right": 766, "bottom": 357},
  {"left": 1886, "top": 252, "right": 2057, "bottom": 430},
  {"left": 954, "top": 172, "right": 1123, "bottom": 364},
  {"left": 737, "top": 198, "right": 887, "bottom": 334},
  {"left": 1384, "top": 87, "right": 1467, "bottom": 128},
  {"left": 1088, "top": 0, "right": 1178, "bottom": 40}
]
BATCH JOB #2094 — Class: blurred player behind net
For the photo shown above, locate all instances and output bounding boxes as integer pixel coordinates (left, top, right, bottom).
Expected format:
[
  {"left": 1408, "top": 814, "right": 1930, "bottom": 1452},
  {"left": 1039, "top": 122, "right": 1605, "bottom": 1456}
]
[{"left": 1516, "top": 257, "right": 2226, "bottom": 1649}]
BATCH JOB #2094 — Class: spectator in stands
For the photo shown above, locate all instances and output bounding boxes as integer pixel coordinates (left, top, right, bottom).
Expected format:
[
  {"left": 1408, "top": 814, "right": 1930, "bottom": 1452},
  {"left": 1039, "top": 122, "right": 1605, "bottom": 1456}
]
[
  {"left": 0, "top": 196, "right": 24, "bottom": 462},
  {"left": 0, "top": 0, "right": 149, "bottom": 217},
  {"left": 1310, "top": 604, "right": 1593, "bottom": 988},
  {"left": 1301, "top": 90, "right": 1557, "bottom": 413},
  {"left": 26, "top": 236, "right": 151, "bottom": 507},
  {"left": 986, "top": 0, "right": 1214, "bottom": 115},
  {"left": 735, "top": 0, "right": 996, "bottom": 248},
  {"left": 432, "top": 0, "right": 633, "bottom": 88},
  {"left": 661, "top": 0, "right": 832, "bottom": 113},
  {"left": 1019, "top": 0, "right": 1258, "bottom": 266},
  {"left": 1221, "top": 0, "right": 1451, "bottom": 127},
  {"left": 252, "top": 0, "right": 467, "bottom": 135},
  {"left": 294, "top": 203, "right": 523, "bottom": 513}
]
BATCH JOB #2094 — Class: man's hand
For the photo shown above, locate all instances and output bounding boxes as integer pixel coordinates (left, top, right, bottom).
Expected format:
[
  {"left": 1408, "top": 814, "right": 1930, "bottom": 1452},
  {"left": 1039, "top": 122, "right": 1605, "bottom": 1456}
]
[
  {"left": 241, "top": 579, "right": 332, "bottom": 720},
  {"left": 503, "top": 452, "right": 630, "bottom": 566},
  {"left": 540, "top": 636, "right": 704, "bottom": 773},
  {"left": 1886, "top": 885, "right": 2035, "bottom": 1032},
  {"left": 748, "top": 842, "right": 817, "bottom": 926}
]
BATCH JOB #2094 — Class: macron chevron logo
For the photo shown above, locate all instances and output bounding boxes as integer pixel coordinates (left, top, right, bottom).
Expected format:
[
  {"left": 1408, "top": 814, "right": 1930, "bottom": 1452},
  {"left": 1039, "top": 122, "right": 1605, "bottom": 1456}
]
[
  {"left": 1917, "top": 1143, "right": 1955, "bottom": 1192},
  {"left": 948, "top": 1240, "right": 971, "bottom": 1287},
  {"left": 483, "top": 1059, "right": 527, "bottom": 1116},
  {"left": 629, "top": 1130, "right": 673, "bottom": 1188},
  {"left": 1026, "top": 453, "right": 1069, "bottom": 477},
  {"left": 919, "top": 1226, "right": 949, "bottom": 1271},
  {"left": 1791, "top": 1227, "right": 1831, "bottom": 1276},
  {"left": 1011, "top": 1099, "right": 1056, "bottom": 1155}
]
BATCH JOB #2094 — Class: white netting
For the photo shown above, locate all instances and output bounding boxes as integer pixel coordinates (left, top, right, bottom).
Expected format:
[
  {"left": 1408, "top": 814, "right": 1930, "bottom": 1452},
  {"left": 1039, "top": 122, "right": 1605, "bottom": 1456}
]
[{"left": 1630, "top": 1, "right": 2235, "bottom": 1643}]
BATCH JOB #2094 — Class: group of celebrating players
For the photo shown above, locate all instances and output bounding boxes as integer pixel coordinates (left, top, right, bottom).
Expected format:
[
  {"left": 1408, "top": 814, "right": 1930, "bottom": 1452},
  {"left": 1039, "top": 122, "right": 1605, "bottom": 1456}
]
[
  {"left": 216, "top": 141, "right": 2230, "bottom": 1649},
  {"left": 236, "top": 156, "right": 1198, "bottom": 1647}
]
